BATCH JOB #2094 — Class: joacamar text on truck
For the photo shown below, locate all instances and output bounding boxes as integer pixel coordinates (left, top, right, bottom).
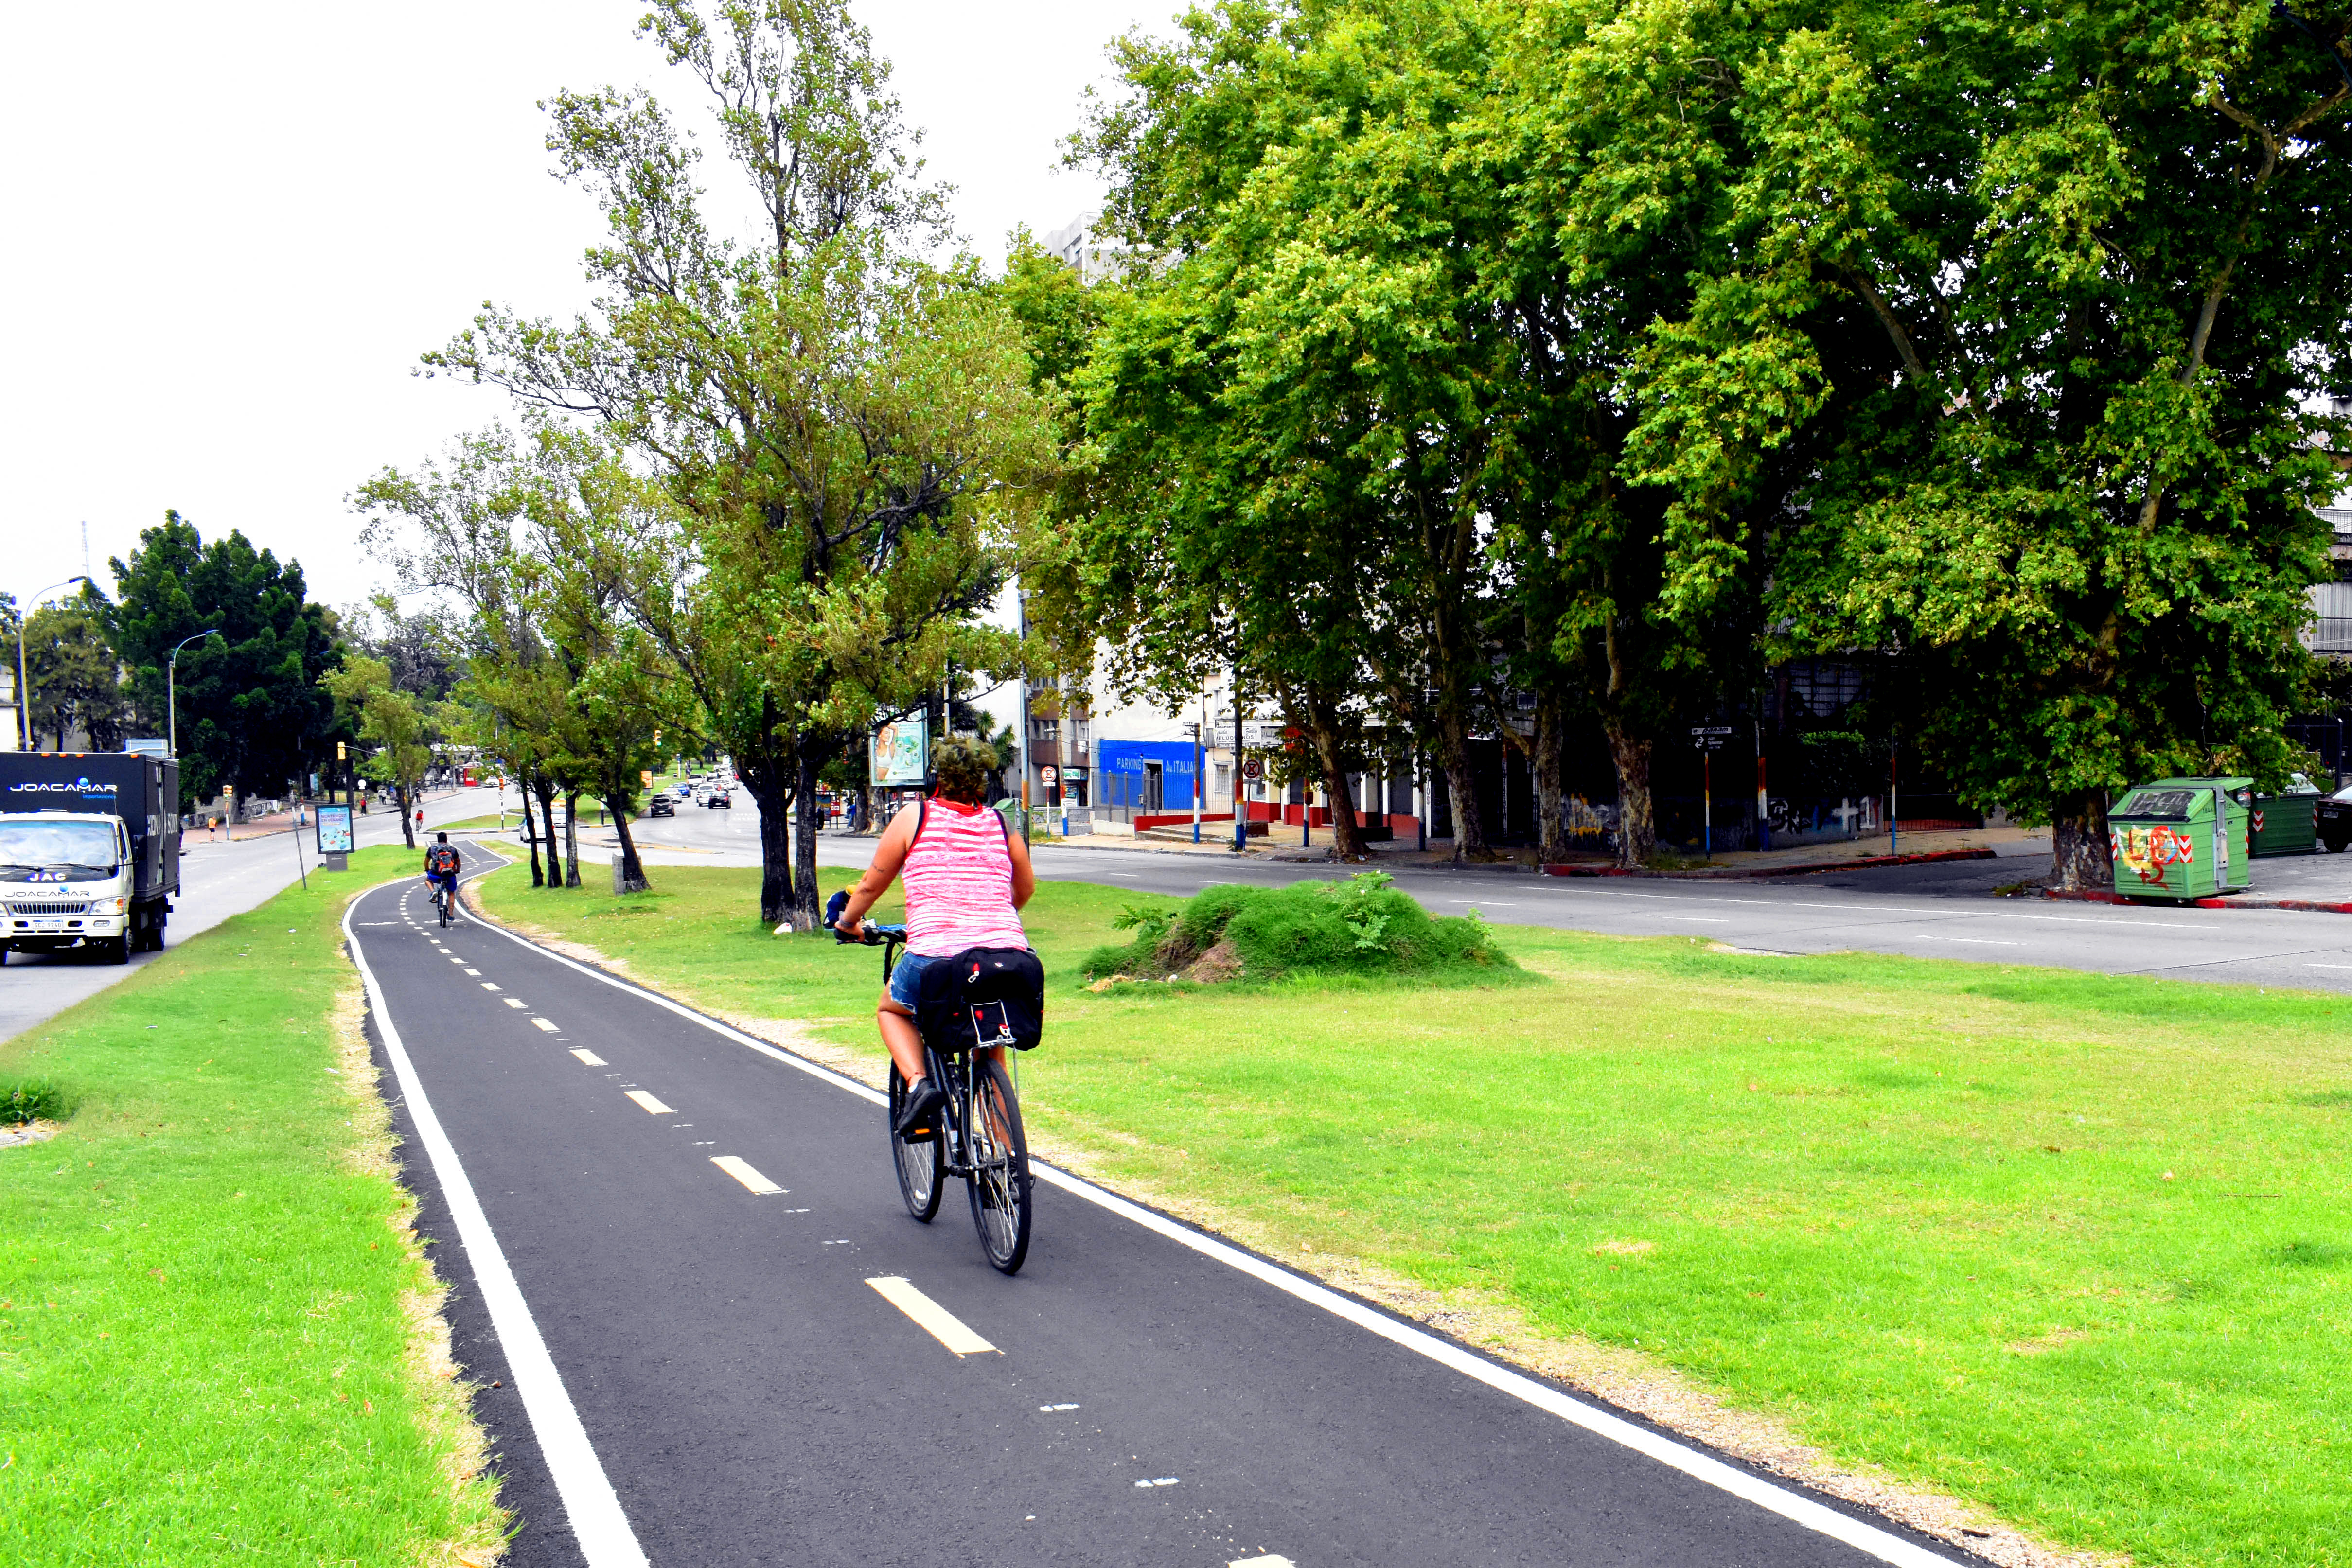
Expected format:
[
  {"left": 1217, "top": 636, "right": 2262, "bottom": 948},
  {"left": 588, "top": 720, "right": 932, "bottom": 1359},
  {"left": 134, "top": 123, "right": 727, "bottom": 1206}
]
[{"left": 0, "top": 749, "right": 181, "bottom": 966}]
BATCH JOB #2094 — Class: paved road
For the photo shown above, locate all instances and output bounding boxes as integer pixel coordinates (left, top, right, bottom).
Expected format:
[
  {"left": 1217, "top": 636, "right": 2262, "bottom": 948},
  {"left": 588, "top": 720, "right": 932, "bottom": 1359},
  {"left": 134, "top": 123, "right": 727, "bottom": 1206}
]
[
  {"left": 353, "top": 845, "right": 1969, "bottom": 1568},
  {"left": 560, "top": 793, "right": 2352, "bottom": 994},
  {"left": 0, "top": 785, "right": 508, "bottom": 1044}
]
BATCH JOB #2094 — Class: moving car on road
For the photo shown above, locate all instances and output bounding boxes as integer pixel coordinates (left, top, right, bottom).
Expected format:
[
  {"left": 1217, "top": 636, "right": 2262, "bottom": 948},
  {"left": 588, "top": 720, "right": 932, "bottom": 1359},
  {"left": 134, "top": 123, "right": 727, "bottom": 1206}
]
[
  {"left": 648, "top": 793, "right": 676, "bottom": 818},
  {"left": 704, "top": 786, "right": 731, "bottom": 809}
]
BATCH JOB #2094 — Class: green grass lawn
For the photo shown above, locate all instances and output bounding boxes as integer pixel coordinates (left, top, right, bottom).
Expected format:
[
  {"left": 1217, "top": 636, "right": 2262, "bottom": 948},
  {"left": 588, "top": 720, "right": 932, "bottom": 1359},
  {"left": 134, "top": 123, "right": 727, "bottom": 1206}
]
[
  {"left": 0, "top": 846, "right": 504, "bottom": 1567},
  {"left": 482, "top": 862, "right": 2352, "bottom": 1566}
]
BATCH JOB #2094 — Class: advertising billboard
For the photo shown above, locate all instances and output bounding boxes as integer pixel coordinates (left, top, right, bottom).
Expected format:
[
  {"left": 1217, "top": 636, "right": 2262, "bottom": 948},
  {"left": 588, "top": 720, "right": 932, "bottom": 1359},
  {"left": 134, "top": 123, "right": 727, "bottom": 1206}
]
[
  {"left": 316, "top": 804, "right": 355, "bottom": 855},
  {"left": 870, "top": 716, "right": 929, "bottom": 786}
]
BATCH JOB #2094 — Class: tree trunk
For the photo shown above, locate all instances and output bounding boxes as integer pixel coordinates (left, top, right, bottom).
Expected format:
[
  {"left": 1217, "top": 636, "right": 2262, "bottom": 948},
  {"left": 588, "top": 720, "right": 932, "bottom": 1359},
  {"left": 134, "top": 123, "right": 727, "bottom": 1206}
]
[
  {"left": 736, "top": 740, "right": 796, "bottom": 927},
  {"left": 398, "top": 783, "right": 416, "bottom": 849},
  {"left": 521, "top": 775, "right": 546, "bottom": 887},
  {"left": 2051, "top": 789, "right": 2114, "bottom": 891},
  {"left": 1305, "top": 702, "right": 1372, "bottom": 860},
  {"left": 1604, "top": 719, "right": 1656, "bottom": 868},
  {"left": 1533, "top": 685, "right": 1568, "bottom": 865},
  {"left": 1435, "top": 705, "right": 1491, "bottom": 862},
  {"left": 789, "top": 744, "right": 833, "bottom": 931},
  {"left": 606, "top": 794, "right": 651, "bottom": 894},
  {"left": 533, "top": 775, "right": 561, "bottom": 889},
  {"left": 562, "top": 790, "right": 582, "bottom": 888}
]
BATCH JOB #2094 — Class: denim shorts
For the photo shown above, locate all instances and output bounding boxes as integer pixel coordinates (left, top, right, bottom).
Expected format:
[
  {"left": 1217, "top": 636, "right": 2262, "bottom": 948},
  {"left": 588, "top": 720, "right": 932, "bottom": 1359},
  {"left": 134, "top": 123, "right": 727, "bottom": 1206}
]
[{"left": 888, "top": 951, "right": 936, "bottom": 1011}]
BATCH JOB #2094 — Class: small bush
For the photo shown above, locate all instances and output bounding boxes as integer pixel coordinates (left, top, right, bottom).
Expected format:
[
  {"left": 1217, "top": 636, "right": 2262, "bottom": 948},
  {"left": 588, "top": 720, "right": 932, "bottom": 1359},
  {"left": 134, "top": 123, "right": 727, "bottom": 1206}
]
[
  {"left": 1, "top": 1076, "right": 75, "bottom": 1125},
  {"left": 1081, "top": 873, "right": 1517, "bottom": 985}
]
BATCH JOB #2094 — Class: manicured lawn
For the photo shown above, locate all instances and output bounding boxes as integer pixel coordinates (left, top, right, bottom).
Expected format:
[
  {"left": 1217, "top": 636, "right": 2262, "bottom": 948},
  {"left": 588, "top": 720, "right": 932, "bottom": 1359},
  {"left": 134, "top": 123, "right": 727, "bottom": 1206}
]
[
  {"left": 0, "top": 846, "right": 504, "bottom": 1567},
  {"left": 479, "top": 863, "right": 2352, "bottom": 1567}
]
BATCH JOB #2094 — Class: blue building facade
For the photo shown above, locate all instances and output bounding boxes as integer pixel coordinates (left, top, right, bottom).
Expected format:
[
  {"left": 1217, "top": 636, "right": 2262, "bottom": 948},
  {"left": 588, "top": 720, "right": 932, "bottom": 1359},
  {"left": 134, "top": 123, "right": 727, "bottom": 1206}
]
[{"left": 1096, "top": 738, "right": 1199, "bottom": 814}]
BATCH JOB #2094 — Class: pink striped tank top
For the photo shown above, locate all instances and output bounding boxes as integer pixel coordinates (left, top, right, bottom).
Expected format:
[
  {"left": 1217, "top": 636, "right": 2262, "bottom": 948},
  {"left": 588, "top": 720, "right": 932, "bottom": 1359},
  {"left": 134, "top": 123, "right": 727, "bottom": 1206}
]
[{"left": 902, "top": 798, "right": 1029, "bottom": 957}]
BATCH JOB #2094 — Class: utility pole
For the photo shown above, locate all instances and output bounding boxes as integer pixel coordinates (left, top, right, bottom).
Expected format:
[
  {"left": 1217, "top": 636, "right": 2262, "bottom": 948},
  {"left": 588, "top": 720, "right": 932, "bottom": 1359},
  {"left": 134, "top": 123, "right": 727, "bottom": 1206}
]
[
  {"left": 167, "top": 628, "right": 217, "bottom": 758},
  {"left": 1232, "top": 656, "right": 1246, "bottom": 853}
]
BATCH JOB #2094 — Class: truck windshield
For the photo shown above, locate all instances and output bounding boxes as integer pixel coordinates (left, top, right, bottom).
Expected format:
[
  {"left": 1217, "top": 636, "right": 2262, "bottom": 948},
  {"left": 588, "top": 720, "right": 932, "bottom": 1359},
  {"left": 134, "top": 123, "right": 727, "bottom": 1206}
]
[{"left": 0, "top": 820, "right": 121, "bottom": 879}]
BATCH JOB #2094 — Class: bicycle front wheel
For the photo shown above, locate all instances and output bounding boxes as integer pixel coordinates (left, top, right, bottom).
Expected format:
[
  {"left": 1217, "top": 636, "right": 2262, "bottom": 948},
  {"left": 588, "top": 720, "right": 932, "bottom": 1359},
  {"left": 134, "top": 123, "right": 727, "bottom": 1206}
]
[
  {"left": 965, "top": 1056, "right": 1032, "bottom": 1274},
  {"left": 887, "top": 1065, "right": 943, "bottom": 1222}
]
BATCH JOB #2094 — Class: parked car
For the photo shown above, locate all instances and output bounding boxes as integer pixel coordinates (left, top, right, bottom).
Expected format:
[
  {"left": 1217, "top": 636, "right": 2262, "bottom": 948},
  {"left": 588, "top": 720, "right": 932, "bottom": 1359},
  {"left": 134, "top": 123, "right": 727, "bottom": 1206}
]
[
  {"left": 2316, "top": 783, "right": 2352, "bottom": 853},
  {"left": 648, "top": 794, "right": 675, "bottom": 818}
]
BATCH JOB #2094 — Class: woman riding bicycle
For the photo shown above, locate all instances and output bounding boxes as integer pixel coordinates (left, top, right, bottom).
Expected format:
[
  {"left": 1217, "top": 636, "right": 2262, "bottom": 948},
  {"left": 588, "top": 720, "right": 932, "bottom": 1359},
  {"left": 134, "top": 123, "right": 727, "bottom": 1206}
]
[{"left": 830, "top": 735, "right": 1034, "bottom": 1136}]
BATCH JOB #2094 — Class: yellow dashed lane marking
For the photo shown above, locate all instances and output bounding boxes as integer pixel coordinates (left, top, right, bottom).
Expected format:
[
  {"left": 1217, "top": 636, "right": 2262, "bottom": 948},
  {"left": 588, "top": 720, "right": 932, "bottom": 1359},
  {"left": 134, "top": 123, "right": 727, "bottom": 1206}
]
[{"left": 711, "top": 1156, "right": 783, "bottom": 1194}]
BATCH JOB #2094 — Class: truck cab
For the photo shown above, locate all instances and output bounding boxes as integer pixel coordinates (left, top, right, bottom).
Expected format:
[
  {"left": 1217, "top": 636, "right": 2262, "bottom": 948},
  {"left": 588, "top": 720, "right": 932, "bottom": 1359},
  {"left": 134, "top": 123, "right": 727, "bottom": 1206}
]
[
  {"left": 0, "top": 750, "right": 180, "bottom": 964},
  {"left": 0, "top": 810, "right": 137, "bottom": 964}
]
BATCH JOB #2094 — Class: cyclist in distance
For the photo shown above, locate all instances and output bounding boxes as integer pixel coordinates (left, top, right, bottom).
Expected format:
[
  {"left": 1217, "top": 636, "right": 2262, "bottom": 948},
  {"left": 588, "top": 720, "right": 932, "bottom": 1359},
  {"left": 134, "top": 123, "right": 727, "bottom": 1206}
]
[
  {"left": 830, "top": 736, "right": 1035, "bottom": 1136},
  {"left": 423, "top": 832, "right": 461, "bottom": 912}
]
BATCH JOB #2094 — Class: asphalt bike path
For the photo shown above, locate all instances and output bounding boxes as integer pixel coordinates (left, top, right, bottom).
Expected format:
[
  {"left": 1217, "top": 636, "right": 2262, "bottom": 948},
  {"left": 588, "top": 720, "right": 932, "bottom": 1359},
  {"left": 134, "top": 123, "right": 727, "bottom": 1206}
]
[{"left": 352, "top": 846, "right": 1974, "bottom": 1567}]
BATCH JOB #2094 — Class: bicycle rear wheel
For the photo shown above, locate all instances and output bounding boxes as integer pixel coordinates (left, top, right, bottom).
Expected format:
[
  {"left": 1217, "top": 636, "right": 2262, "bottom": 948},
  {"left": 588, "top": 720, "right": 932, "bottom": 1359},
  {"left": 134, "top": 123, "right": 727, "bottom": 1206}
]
[
  {"left": 965, "top": 1056, "right": 1032, "bottom": 1274},
  {"left": 887, "top": 1065, "right": 943, "bottom": 1221}
]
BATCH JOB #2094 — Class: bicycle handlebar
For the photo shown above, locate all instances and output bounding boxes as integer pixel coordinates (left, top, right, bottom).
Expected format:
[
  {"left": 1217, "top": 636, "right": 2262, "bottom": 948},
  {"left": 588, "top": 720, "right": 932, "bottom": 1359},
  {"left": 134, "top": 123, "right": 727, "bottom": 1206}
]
[{"left": 824, "top": 888, "right": 904, "bottom": 946}]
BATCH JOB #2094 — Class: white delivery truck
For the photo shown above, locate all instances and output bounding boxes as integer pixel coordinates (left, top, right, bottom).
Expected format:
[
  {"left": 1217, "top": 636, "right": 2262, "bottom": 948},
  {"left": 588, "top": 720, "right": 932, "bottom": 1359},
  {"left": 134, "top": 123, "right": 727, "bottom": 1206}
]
[{"left": 0, "top": 750, "right": 181, "bottom": 965}]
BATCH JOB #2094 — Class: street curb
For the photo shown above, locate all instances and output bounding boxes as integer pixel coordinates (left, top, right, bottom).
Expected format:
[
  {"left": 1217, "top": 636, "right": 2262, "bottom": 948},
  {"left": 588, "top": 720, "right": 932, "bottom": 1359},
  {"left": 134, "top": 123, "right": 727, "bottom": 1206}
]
[
  {"left": 1539, "top": 848, "right": 1998, "bottom": 881},
  {"left": 2041, "top": 888, "right": 2352, "bottom": 915}
]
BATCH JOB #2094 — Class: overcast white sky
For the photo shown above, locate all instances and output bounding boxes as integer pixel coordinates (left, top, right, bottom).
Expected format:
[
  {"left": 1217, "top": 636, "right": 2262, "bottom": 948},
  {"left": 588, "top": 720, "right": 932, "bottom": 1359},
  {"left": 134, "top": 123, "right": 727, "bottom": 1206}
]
[{"left": 1, "top": 0, "right": 1169, "bottom": 620}]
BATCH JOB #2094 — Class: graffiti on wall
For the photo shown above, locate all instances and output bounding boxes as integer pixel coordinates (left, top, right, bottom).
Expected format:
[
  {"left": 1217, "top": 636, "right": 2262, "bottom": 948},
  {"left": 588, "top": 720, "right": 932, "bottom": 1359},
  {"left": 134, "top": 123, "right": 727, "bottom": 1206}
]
[{"left": 2111, "top": 824, "right": 2194, "bottom": 885}]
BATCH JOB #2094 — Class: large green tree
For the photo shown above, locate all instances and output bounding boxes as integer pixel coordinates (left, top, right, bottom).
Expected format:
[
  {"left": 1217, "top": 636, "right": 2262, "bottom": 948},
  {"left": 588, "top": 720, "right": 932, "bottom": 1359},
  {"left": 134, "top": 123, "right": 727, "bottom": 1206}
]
[
  {"left": 23, "top": 591, "right": 129, "bottom": 752},
  {"left": 1587, "top": 0, "right": 2349, "bottom": 886},
  {"left": 1070, "top": 0, "right": 1518, "bottom": 861},
  {"left": 109, "top": 511, "right": 340, "bottom": 805},
  {"left": 423, "top": 0, "right": 1051, "bottom": 927}
]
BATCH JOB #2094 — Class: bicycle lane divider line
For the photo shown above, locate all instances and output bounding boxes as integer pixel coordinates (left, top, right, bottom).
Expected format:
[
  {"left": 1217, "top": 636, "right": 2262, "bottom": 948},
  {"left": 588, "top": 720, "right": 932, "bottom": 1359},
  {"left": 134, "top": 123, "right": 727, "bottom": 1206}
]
[
  {"left": 624, "top": 1091, "right": 675, "bottom": 1115},
  {"left": 341, "top": 882, "right": 652, "bottom": 1568},
  {"left": 454, "top": 895, "right": 1967, "bottom": 1568},
  {"left": 710, "top": 1155, "right": 784, "bottom": 1194},
  {"left": 866, "top": 1276, "right": 998, "bottom": 1356}
]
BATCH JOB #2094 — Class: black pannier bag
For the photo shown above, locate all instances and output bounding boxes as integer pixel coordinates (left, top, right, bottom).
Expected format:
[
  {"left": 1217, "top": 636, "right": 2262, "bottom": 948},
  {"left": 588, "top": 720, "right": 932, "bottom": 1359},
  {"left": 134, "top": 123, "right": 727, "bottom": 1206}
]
[{"left": 915, "top": 946, "right": 1046, "bottom": 1053}]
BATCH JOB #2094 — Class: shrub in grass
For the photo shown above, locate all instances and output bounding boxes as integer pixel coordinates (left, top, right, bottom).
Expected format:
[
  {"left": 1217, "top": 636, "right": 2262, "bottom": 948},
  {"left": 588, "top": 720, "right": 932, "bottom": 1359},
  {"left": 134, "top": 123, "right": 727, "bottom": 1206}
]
[
  {"left": 1083, "top": 872, "right": 1518, "bottom": 984},
  {"left": 0, "top": 1075, "right": 74, "bottom": 1124}
]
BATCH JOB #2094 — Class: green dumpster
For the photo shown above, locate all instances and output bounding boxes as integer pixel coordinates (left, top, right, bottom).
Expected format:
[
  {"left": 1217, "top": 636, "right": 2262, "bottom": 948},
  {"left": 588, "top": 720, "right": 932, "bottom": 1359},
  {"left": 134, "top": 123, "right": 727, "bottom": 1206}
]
[
  {"left": 2107, "top": 777, "right": 2251, "bottom": 899},
  {"left": 2250, "top": 775, "right": 2320, "bottom": 857}
]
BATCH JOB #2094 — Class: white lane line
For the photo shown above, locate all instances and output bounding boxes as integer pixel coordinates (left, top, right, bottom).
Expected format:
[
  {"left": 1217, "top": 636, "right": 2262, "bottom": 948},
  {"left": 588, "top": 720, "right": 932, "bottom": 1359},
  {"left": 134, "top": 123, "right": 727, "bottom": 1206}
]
[
  {"left": 532, "top": 1018, "right": 561, "bottom": 1033},
  {"left": 1039, "top": 1402, "right": 1080, "bottom": 1411},
  {"left": 866, "top": 1276, "right": 997, "bottom": 1356},
  {"left": 463, "top": 891, "right": 1958, "bottom": 1566},
  {"left": 340, "top": 890, "right": 650, "bottom": 1568},
  {"left": 2308, "top": 963, "right": 2352, "bottom": 970},
  {"left": 1446, "top": 899, "right": 1519, "bottom": 906},
  {"left": 1231, "top": 1557, "right": 1297, "bottom": 1567},
  {"left": 571, "top": 1048, "right": 607, "bottom": 1065},
  {"left": 463, "top": 968, "right": 481, "bottom": 976},
  {"left": 624, "top": 1090, "right": 674, "bottom": 1114},
  {"left": 710, "top": 1155, "right": 784, "bottom": 1194},
  {"left": 503, "top": 997, "right": 528, "bottom": 1008},
  {"left": 1134, "top": 1476, "right": 1180, "bottom": 1488},
  {"left": 481, "top": 981, "right": 502, "bottom": 991}
]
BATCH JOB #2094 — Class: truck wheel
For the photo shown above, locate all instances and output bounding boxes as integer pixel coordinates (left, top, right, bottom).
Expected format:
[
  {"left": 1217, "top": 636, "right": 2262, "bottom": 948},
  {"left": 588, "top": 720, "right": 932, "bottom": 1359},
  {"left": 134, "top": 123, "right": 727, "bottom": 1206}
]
[
  {"left": 2327, "top": 836, "right": 2348, "bottom": 855},
  {"left": 104, "top": 936, "right": 131, "bottom": 965}
]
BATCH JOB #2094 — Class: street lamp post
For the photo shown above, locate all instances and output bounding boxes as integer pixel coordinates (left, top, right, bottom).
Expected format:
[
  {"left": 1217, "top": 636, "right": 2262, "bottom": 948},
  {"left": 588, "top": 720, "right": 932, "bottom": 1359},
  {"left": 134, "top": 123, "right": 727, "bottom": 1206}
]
[
  {"left": 166, "top": 629, "right": 219, "bottom": 758},
  {"left": 13, "top": 576, "right": 91, "bottom": 751}
]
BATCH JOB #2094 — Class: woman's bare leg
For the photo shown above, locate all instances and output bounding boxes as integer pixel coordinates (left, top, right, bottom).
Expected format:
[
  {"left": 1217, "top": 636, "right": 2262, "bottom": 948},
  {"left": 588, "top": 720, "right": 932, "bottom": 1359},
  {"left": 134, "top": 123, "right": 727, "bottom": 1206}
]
[{"left": 878, "top": 992, "right": 926, "bottom": 1082}]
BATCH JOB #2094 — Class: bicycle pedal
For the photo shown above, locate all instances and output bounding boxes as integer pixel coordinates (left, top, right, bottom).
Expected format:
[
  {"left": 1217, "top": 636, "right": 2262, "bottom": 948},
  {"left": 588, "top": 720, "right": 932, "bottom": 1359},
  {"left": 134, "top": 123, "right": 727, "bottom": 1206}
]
[{"left": 901, "top": 1128, "right": 937, "bottom": 1144}]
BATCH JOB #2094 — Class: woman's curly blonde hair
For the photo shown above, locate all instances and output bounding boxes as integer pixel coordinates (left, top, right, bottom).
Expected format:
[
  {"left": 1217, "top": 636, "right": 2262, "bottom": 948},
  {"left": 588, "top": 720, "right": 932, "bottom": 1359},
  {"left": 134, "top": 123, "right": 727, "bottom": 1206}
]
[{"left": 931, "top": 734, "right": 999, "bottom": 804}]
